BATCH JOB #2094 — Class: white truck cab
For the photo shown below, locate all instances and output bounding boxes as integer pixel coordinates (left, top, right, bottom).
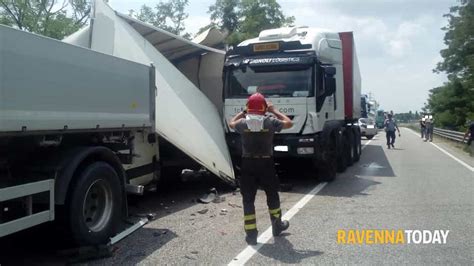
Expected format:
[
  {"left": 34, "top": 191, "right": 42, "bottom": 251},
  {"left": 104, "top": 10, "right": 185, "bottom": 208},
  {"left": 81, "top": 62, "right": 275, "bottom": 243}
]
[{"left": 223, "top": 27, "right": 362, "bottom": 179}]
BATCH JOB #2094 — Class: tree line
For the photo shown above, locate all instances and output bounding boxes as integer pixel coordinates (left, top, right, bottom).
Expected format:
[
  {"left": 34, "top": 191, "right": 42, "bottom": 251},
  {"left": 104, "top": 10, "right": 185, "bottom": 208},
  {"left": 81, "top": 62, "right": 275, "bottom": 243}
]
[
  {"left": 129, "top": 0, "right": 294, "bottom": 44},
  {"left": 1, "top": 0, "right": 293, "bottom": 45},
  {"left": 427, "top": 0, "right": 474, "bottom": 131},
  {"left": 393, "top": 111, "right": 422, "bottom": 123},
  {"left": 0, "top": 0, "right": 90, "bottom": 39}
]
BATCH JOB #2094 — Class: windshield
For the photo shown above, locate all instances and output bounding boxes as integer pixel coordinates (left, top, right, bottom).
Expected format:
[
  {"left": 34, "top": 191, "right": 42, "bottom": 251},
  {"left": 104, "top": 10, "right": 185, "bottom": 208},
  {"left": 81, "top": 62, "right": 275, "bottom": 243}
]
[{"left": 225, "top": 65, "right": 313, "bottom": 98}]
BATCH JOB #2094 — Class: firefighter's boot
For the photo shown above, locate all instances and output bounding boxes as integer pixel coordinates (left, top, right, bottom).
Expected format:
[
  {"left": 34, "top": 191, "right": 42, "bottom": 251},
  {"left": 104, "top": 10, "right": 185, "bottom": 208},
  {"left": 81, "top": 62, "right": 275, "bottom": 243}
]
[
  {"left": 245, "top": 229, "right": 258, "bottom": 245},
  {"left": 269, "top": 208, "right": 289, "bottom": 236},
  {"left": 244, "top": 214, "right": 258, "bottom": 245}
]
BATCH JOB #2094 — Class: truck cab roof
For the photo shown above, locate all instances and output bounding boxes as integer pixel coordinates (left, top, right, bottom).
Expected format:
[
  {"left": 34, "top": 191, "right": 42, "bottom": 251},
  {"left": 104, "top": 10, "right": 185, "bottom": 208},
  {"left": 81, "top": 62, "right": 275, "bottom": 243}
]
[{"left": 235, "top": 27, "right": 345, "bottom": 65}]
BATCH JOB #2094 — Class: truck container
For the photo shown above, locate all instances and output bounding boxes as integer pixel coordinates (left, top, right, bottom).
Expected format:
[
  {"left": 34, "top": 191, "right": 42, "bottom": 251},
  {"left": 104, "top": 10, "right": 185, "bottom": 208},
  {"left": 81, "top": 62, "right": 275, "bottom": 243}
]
[{"left": 0, "top": 0, "right": 233, "bottom": 245}]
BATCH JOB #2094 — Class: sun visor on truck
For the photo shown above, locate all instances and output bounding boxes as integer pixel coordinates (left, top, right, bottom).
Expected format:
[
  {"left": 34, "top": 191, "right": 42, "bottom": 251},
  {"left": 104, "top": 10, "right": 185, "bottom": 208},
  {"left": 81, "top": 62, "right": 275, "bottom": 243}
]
[
  {"left": 83, "top": 0, "right": 234, "bottom": 182},
  {"left": 225, "top": 56, "right": 315, "bottom": 68},
  {"left": 226, "top": 41, "right": 312, "bottom": 57}
]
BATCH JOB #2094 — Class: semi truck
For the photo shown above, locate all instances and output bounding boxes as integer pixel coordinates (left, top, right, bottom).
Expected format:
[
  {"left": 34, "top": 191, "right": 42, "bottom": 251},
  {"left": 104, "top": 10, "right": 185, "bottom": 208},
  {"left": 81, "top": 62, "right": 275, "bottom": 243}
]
[
  {"left": 223, "top": 27, "right": 362, "bottom": 181},
  {"left": 359, "top": 94, "right": 377, "bottom": 139},
  {"left": 0, "top": 0, "right": 233, "bottom": 245},
  {"left": 376, "top": 110, "right": 386, "bottom": 129}
]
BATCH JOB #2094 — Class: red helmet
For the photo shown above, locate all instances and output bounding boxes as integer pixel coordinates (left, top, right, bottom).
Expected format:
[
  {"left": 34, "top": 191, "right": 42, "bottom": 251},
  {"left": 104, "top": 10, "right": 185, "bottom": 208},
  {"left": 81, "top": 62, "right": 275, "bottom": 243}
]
[{"left": 246, "top": 93, "right": 267, "bottom": 115}]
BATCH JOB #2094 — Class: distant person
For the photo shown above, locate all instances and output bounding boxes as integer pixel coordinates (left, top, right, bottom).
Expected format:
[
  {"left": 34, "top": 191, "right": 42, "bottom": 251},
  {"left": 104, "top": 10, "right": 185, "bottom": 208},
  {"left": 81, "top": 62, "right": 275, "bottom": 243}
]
[
  {"left": 424, "top": 115, "right": 434, "bottom": 142},
  {"left": 384, "top": 114, "right": 400, "bottom": 149},
  {"left": 462, "top": 120, "right": 474, "bottom": 156},
  {"left": 420, "top": 117, "right": 426, "bottom": 139}
]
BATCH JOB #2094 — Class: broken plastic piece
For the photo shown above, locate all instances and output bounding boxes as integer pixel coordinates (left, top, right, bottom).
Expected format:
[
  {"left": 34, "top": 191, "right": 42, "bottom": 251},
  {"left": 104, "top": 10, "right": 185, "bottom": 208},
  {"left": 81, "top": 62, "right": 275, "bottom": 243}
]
[{"left": 198, "top": 188, "right": 218, "bottom": 204}]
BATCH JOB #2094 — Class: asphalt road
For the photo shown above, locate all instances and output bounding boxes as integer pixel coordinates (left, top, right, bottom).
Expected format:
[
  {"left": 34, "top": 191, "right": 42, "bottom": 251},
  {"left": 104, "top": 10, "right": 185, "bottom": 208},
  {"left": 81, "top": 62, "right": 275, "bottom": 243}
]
[{"left": 0, "top": 128, "right": 472, "bottom": 264}]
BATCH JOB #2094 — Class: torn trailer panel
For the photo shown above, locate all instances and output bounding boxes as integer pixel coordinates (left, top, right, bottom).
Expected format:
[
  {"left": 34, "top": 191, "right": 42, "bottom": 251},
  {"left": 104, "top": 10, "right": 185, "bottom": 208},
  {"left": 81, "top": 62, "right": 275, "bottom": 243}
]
[{"left": 63, "top": 0, "right": 233, "bottom": 182}]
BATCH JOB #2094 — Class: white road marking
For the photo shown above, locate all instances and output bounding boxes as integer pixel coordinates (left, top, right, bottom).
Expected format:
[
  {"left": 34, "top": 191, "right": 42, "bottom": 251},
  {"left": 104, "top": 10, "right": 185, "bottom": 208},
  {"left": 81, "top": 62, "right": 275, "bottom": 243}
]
[
  {"left": 228, "top": 138, "right": 374, "bottom": 265},
  {"left": 362, "top": 139, "right": 373, "bottom": 149},
  {"left": 406, "top": 128, "right": 473, "bottom": 172},
  {"left": 430, "top": 142, "right": 474, "bottom": 172},
  {"left": 228, "top": 183, "right": 327, "bottom": 266}
]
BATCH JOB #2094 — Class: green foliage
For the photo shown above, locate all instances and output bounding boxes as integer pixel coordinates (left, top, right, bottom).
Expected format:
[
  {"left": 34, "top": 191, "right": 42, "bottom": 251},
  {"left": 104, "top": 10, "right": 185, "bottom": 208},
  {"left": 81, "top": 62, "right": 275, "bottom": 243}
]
[
  {"left": 208, "top": 0, "right": 294, "bottom": 45},
  {"left": 394, "top": 111, "right": 421, "bottom": 123},
  {"left": 0, "top": 0, "right": 90, "bottom": 40},
  {"left": 429, "top": 0, "right": 474, "bottom": 131},
  {"left": 428, "top": 79, "right": 473, "bottom": 130},
  {"left": 209, "top": 0, "right": 239, "bottom": 33},
  {"left": 130, "top": 0, "right": 191, "bottom": 39}
]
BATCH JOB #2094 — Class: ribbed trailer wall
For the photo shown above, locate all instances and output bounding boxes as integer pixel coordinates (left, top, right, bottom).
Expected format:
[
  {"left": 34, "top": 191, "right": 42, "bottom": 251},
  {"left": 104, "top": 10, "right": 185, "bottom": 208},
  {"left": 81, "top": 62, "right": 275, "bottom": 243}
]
[
  {"left": 339, "top": 32, "right": 361, "bottom": 121},
  {"left": 0, "top": 25, "right": 152, "bottom": 134}
]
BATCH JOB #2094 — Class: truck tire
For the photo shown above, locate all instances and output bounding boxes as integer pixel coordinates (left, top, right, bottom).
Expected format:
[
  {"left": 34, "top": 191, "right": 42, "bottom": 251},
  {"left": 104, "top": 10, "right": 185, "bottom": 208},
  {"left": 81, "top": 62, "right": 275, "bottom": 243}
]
[
  {"left": 317, "top": 134, "right": 337, "bottom": 182},
  {"left": 353, "top": 128, "right": 361, "bottom": 162},
  {"left": 366, "top": 135, "right": 374, "bottom": 140},
  {"left": 336, "top": 129, "right": 348, "bottom": 173},
  {"left": 67, "top": 162, "right": 122, "bottom": 246},
  {"left": 346, "top": 129, "right": 355, "bottom": 166}
]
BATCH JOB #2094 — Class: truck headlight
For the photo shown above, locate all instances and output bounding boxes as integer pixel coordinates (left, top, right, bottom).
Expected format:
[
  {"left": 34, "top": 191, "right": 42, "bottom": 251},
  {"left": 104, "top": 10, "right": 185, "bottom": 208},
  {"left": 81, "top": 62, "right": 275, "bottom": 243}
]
[
  {"left": 274, "top": 145, "right": 289, "bottom": 152},
  {"left": 297, "top": 147, "right": 314, "bottom": 154}
]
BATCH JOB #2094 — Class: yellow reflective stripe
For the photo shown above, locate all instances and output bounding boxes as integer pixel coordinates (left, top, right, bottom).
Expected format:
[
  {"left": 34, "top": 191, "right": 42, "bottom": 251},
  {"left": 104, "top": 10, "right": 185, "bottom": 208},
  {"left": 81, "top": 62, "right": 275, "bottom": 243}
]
[
  {"left": 244, "top": 224, "right": 257, "bottom": 230},
  {"left": 244, "top": 214, "right": 256, "bottom": 221},
  {"left": 272, "top": 213, "right": 281, "bottom": 218},
  {"left": 269, "top": 208, "right": 281, "bottom": 214}
]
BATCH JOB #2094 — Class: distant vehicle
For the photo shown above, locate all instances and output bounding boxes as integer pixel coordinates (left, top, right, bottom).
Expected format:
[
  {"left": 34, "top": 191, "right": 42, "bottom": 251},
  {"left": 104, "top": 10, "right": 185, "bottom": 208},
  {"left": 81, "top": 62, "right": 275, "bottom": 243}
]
[
  {"left": 361, "top": 95, "right": 369, "bottom": 118},
  {"left": 376, "top": 110, "right": 385, "bottom": 129},
  {"left": 359, "top": 118, "right": 377, "bottom": 139}
]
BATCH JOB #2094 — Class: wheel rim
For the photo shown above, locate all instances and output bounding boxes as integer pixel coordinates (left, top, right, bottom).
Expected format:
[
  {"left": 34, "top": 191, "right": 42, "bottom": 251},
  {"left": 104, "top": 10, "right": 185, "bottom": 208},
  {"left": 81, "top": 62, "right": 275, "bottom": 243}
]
[{"left": 82, "top": 179, "right": 113, "bottom": 233}]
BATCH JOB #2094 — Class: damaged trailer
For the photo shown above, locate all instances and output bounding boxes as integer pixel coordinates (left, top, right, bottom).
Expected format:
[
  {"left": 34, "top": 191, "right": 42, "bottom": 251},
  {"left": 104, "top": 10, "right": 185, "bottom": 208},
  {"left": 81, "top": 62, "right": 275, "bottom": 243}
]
[{"left": 0, "top": 0, "right": 232, "bottom": 245}]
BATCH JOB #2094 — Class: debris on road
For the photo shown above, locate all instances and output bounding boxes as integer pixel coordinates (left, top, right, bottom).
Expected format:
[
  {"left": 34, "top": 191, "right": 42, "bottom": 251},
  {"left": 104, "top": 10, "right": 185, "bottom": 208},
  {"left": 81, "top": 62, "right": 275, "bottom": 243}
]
[
  {"left": 197, "top": 208, "right": 209, "bottom": 214},
  {"left": 228, "top": 202, "right": 242, "bottom": 208},
  {"left": 198, "top": 188, "right": 218, "bottom": 204},
  {"left": 213, "top": 196, "right": 226, "bottom": 203},
  {"left": 232, "top": 188, "right": 240, "bottom": 195}
]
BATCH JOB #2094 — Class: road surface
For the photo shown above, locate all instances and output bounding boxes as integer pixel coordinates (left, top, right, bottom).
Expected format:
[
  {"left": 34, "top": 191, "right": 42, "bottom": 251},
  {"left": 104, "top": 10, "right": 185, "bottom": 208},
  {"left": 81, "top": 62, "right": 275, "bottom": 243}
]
[{"left": 0, "top": 128, "right": 472, "bottom": 264}]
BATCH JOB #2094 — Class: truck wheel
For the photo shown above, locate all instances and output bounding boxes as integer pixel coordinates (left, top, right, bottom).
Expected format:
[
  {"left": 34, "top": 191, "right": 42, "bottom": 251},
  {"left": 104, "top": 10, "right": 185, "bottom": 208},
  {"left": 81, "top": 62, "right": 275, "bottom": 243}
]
[
  {"left": 353, "top": 128, "right": 361, "bottom": 162},
  {"left": 67, "top": 162, "right": 122, "bottom": 246},
  {"left": 346, "top": 129, "right": 355, "bottom": 166},
  {"left": 317, "top": 135, "right": 337, "bottom": 182},
  {"left": 366, "top": 135, "right": 374, "bottom": 140},
  {"left": 336, "top": 129, "right": 348, "bottom": 173}
]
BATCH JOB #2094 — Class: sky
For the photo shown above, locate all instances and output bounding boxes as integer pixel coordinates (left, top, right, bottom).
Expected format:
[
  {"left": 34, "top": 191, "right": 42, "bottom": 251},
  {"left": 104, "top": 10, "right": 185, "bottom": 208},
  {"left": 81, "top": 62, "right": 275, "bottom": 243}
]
[{"left": 108, "top": 0, "right": 458, "bottom": 113}]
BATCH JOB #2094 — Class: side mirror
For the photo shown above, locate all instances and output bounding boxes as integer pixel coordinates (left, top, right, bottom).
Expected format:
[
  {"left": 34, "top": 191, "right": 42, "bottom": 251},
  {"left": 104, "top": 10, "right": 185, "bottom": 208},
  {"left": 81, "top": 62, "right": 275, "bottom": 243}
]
[
  {"left": 323, "top": 66, "right": 336, "bottom": 76},
  {"left": 323, "top": 66, "right": 336, "bottom": 96}
]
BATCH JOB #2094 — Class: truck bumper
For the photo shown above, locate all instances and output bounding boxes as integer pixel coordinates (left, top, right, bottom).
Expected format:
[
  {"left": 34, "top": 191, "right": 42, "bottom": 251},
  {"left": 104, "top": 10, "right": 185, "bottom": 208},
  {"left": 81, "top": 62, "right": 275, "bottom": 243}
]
[{"left": 226, "top": 133, "right": 323, "bottom": 160}]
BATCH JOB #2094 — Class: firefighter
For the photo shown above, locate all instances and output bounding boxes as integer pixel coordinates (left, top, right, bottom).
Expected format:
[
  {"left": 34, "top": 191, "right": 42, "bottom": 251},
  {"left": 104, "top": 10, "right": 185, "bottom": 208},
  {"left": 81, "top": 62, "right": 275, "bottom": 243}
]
[{"left": 229, "top": 93, "right": 293, "bottom": 245}]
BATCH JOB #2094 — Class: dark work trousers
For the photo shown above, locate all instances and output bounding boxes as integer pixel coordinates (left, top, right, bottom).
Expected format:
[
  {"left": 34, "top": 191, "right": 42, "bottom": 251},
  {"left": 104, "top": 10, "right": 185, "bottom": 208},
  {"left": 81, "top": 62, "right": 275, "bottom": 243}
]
[
  {"left": 240, "top": 158, "right": 280, "bottom": 233},
  {"left": 386, "top": 131, "right": 396, "bottom": 146}
]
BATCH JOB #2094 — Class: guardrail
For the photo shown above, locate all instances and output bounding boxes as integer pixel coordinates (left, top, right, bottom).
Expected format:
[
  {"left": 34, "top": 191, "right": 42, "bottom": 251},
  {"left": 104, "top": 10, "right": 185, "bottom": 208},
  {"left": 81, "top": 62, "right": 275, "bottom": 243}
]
[{"left": 433, "top": 128, "right": 467, "bottom": 143}]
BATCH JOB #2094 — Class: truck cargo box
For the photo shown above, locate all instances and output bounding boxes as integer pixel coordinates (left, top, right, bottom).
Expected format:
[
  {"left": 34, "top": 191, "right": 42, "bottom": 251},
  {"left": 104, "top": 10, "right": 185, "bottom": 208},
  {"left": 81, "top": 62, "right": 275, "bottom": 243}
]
[
  {"left": 0, "top": 25, "right": 153, "bottom": 134},
  {"left": 64, "top": 0, "right": 234, "bottom": 181}
]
